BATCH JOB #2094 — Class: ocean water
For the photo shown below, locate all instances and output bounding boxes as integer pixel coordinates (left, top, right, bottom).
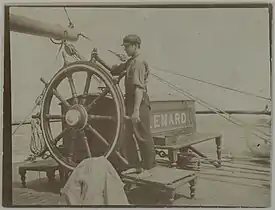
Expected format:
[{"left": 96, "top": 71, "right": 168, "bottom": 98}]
[{"left": 11, "top": 114, "right": 271, "bottom": 163}]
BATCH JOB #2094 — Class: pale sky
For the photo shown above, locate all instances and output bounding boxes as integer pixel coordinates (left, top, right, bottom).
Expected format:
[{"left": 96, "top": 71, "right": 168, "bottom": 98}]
[{"left": 10, "top": 6, "right": 271, "bottom": 121}]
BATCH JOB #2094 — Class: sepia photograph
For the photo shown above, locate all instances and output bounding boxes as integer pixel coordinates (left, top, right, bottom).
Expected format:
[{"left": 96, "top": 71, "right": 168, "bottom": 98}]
[{"left": 2, "top": 2, "right": 273, "bottom": 207}]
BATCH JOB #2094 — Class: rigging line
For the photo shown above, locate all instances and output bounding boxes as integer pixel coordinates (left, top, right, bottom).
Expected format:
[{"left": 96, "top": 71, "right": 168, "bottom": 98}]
[
  {"left": 150, "top": 66, "right": 271, "bottom": 101},
  {"left": 152, "top": 73, "right": 270, "bottom": 141},
  {"left": 12, "top": 41, "right": 65, "bottom": 135},
  {"left": 75, "top": 32, "right": 270, "bottom": 102},
  {"left": 12, "top": 104, "right": 39, "bottom": 136},
  {"left": 59, "top": 25, "right": 270, "bottom": 138},
  {"left": 78, "top": 33, "right": 93, "bottom": 42},
  {"left": 50, "top": 38, "right": 63, "bottom": 45},
  {"left": 61, "top": 8, "right": 101, "bottom": 48},
  {"left": 54, "top": 41, "right": 64, "bottom": 63},
  {"left": 59, "top": 9, "right": 271, "bottom": 102},
  {"left": 63, "top": 7, "right": 74, "bottom": 28},
  {"left": 154, "top": 75, "right": 271, "bottom": 143},
  {"left": 63, "top": 32, "right": 269, "bottom": 120},
  {"left": 152, "top": 75, "right": 270, "bottom": 143},
  {"left": 64, "top": 6, "right": 97, "bottom": 45},
  {"left": 149, "top": 70, "right": 271, "bottom": 138},
  {"left": 61, "top": 39, "right": 270, "bottom": 143},
  {"left": 67, "top": 40, "right": 270, "bottom": 138},
  {"left": 151, "top": 73, "right": 271, "bottom": 143}
]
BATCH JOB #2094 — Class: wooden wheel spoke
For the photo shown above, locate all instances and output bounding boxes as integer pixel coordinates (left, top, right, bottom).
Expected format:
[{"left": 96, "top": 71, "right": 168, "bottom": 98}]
[
  {"left": 79, "top": 130, "right": 92, "bottom": 158},
  {"left": 52, "top": 88, "right": 71, "bottom": 109},
  {"left": 88, "top": 114, "right": 114, "bottom": 121},
  {"left": 40, "top": 62, "right": 128, "bottom": 171},
  {"left": 67, "top": 74, "right": 78, "bottom": 104},
  {"left": 52, "top": 127, "right": 71, "bottom": 145},
  {"left": 85, "top": 124, "right": 128, "bottom": 166},
  {"left": 45, "top": 114, "right": 64, "bottom": 120},
  {"left": 84, "top": 73, "right": 92, "bottom": 95},
  {"left": 86, "top": 87, "right": 110, "bottom": 112},
  {"left": 85, "top": 124, "right": 110, "bottom": 148},
  {"left": 80, "top": 73, "right": 93, "bottom": 105}
]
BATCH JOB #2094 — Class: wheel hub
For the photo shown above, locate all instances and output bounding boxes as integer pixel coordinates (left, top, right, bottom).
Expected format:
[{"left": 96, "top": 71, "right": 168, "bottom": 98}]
[{"left": 65, "top": 105, "right": 88, "bottom": 129}]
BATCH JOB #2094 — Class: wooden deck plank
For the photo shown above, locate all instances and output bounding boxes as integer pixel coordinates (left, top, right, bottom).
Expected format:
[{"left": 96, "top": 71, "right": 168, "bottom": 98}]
[
  {"left": 121, "top": 166, "right": 196, "bottom": 186},
  {"left": 11, "top": 154, "right": 271, "bottom": 207},
  {"left": 13, "top": 188, "right": 61, "bottom": 206}
]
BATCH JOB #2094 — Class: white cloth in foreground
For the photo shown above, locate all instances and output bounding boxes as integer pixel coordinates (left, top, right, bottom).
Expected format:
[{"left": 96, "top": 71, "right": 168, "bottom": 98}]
[{"left": 60, "top": 156, "right": 129, "bottom": 205}]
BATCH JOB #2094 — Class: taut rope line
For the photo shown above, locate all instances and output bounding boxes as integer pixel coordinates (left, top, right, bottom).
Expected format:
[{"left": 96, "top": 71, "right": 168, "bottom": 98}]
[
  {"left": 150, "top": 73, "right": 271, "bottom": 143},
  {"left": 59, "top": 7, "right": 273, "bottom": 146}
]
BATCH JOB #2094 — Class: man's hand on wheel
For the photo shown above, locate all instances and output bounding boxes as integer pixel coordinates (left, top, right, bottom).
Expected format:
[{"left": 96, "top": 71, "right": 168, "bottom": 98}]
[
  {"left": 118, "top": 54, "right": 128, "bottom": 62},
  {"left": 131, "top": 110, "right": 140, "bottom": 123}
]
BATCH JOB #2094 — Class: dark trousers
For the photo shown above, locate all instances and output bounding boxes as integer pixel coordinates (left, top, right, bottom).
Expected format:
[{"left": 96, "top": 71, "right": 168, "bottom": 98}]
[{"left": 122, "top": 100, "right": 156, "bottom": 170}]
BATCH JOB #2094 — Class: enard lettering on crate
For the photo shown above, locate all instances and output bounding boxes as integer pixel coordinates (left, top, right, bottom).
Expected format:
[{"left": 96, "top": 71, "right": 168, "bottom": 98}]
[
  {"left": 149, "top": 100, "right": 196, "bottom": 133},
  {"left": 151, "top": 112, "right": 189, "bottom": 129}
]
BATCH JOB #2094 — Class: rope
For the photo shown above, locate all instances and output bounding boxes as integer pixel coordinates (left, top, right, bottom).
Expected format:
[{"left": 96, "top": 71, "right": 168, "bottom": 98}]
[
  {"left": 150, "top": 73, "right": 271, "bottom": 143},
  {"left": 29, "top": 118, "right": 45, "bottom": 156},
  {"left": 150, "top": 66, "right": 271, "bottom": 101},
  {"left": 105, "top": 46, "right": 271, "bottom": 142},
  {"left": 78, "top": 33, "right": 271, "bottom": 102},
  {"left": 50, "top": 38, "right": 63, "bottom": 45},
  {"left": 63, "top": 35, "right": 271, "bottom": 143},
  {"left": 53, "top": 41, "right": 65, "bottom": 63},
  {"left": 78, "top": 33, "right": 93, "bottom": 42},
  {"left": 61, "top": 8, "right": 270, "bottom": 101},
  {"left": 58, "top": 8, "right": 272, "bottom": 144},
  {"left": 13, "top": 36, "right": 68, "bottom": 162},
  {"left": 12, "top": 96, "right": 41, "bottom": 136},
  {"left": 71, "top": 28, "right": 270, "bottom": 101},
  {"left": 64, "top": 7, "right": 74, "bottom": 29}
]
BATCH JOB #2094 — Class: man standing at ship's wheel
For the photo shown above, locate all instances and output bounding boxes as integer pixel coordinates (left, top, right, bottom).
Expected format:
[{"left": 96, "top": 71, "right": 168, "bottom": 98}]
[{"left": 111, "top": 34, "right": 156, "bottom": 174}]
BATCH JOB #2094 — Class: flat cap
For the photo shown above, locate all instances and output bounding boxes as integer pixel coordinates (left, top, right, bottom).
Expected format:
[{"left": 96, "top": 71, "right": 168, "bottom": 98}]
[{"left": 121, "top": 34, "right": 141, "bottom": 46}]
